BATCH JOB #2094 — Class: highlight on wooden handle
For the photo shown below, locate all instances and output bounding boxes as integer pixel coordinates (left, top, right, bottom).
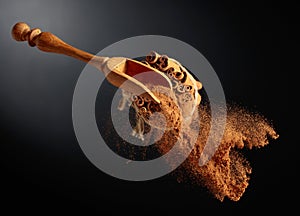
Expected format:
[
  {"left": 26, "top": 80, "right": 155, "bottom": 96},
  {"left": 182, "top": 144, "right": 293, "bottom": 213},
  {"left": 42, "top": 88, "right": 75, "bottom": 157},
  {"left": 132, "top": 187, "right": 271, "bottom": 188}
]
[
  {"left": 11, "top": 22, "right": 108, "bottom": 67},
  {"left": 11, "top": 22, "right": 33, "bottom": 42},
  {"left": 11, "top": 22, "right": 162, "bottom": 104}
]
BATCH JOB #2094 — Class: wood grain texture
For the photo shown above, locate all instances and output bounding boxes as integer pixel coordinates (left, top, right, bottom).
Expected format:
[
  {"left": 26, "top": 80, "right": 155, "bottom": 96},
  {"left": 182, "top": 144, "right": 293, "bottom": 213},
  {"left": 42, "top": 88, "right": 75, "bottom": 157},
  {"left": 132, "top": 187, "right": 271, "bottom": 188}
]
[{"left": 11, "top": 22, "right": 171, "bottom": 104}]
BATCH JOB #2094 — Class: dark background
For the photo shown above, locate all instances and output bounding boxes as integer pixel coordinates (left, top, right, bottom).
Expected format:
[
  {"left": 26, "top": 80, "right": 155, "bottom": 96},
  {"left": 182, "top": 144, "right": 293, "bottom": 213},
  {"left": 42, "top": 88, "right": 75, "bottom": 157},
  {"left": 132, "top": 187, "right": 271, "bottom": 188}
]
[{"left": 0, "top": 0, "right": 296, "bottom": 213}]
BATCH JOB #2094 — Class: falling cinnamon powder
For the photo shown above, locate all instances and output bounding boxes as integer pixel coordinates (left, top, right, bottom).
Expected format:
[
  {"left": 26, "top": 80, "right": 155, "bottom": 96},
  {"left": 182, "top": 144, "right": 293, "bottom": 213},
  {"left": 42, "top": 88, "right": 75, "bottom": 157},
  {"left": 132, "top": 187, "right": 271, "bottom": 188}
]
[
  {"left": 103, "top": 85, "right": 279, "bottom": 201},
  {"left": 171, "top": 103, "right": 278, "bottom": 201},
  {"left": 144, "top": 85, "right": 278, "bottom": 201}
]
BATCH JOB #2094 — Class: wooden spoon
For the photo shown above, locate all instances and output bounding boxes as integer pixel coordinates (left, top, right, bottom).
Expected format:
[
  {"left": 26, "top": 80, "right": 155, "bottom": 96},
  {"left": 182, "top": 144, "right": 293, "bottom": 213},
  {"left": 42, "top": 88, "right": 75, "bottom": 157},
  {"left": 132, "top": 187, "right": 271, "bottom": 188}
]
[{"left": 11, "top": 22, "right": 172, "bottom": 104}]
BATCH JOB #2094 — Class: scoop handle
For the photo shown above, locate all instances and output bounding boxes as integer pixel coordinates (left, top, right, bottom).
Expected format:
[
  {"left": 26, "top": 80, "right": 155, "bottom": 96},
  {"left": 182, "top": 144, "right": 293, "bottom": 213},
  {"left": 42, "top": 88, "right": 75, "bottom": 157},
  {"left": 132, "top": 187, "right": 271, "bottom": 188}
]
[
  {"left": 11, "top": 22, "right": 162, "bottom": 104},
  {"left": 11, "top": 22, "right": 108, "bottom": 70}
]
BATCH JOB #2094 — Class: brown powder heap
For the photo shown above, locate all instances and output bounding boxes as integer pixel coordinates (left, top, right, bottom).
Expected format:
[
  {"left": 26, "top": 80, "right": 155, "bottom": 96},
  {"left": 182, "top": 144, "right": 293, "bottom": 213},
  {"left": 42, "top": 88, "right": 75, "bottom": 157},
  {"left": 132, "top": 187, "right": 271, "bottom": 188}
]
[{"left": 141, "top": 86, "right": 279, "bottom": 201}]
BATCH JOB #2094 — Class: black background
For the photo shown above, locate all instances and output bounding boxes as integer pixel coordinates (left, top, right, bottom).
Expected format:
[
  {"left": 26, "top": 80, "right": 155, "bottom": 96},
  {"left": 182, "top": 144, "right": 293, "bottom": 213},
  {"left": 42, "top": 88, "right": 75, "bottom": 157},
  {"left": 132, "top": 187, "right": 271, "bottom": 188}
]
[{"left": 0, "top": 0, "right": 297, "bottom": 213}]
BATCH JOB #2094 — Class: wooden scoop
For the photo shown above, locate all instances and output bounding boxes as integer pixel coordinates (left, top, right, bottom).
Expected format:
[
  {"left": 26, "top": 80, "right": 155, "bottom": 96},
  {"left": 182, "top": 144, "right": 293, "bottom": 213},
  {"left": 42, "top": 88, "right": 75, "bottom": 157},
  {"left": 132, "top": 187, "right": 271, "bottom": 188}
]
[{"left": 11, "top": 22, "right": 172, "bottom": 104}]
